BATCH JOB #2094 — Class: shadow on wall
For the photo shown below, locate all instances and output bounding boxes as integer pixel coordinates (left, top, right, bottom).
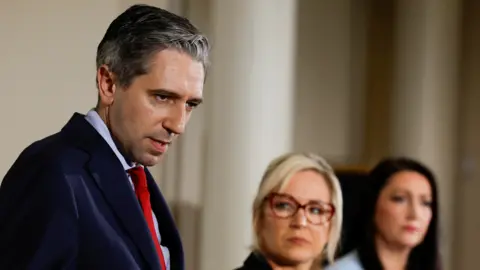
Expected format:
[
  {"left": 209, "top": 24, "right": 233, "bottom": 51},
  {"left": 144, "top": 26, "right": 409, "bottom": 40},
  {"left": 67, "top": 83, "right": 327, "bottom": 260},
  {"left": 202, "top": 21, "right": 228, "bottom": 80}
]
[
  {"left": 168, "top": 201, "right": 203, "bottom": 269},
  {"left": 334, "top": 167, "right": 370, "bottom": 258}
]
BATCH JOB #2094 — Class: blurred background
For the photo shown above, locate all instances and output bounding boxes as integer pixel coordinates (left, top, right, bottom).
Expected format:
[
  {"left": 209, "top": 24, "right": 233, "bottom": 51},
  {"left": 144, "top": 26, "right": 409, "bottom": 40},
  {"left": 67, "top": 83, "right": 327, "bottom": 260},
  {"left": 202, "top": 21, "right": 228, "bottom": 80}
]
[{"left": 0, "top": 0, "right": 478, "bottom": 269}]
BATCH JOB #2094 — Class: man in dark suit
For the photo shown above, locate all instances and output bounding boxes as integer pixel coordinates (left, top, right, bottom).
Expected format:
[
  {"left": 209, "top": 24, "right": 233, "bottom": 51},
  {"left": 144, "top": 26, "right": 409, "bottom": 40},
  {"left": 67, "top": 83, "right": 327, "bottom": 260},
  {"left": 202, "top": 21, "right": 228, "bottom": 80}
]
[{"left": 0, "top": 4, "right": 209, "bottom": 270}]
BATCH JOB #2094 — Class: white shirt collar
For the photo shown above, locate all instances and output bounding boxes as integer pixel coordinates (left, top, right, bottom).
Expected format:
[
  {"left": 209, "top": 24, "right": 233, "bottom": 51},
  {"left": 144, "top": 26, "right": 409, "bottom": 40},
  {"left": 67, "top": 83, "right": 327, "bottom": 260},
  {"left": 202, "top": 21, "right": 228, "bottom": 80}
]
[{"left": 84, "top": 109, "right": 136, "bottom": 171}]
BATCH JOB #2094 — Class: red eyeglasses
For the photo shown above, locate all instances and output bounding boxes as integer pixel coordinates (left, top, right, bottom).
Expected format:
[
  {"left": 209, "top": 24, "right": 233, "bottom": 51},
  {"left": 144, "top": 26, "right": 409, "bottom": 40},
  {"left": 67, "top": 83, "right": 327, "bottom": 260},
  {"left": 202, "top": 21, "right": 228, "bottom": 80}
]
[{"left": 265, "top": 192, "right": 335, "bottom": 225}]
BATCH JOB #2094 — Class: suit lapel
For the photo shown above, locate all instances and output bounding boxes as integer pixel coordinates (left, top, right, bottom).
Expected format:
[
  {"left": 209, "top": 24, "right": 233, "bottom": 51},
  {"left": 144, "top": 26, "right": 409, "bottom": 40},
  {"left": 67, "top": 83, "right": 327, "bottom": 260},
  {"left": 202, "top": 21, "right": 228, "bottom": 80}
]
[
  {"left": 88, "top": 159, "right": 161, "bottom": 269},
  {"left": 61, "top": 113, "right": 161, "bottom": 269}
]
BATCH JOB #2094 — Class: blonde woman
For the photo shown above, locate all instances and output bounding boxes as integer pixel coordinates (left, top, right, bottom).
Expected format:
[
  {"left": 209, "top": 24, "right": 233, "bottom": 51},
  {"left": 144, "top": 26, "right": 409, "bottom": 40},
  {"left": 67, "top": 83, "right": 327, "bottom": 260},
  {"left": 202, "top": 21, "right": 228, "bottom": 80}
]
[{"left": 234, "top": 153, "right": 343, "bottom": 270}]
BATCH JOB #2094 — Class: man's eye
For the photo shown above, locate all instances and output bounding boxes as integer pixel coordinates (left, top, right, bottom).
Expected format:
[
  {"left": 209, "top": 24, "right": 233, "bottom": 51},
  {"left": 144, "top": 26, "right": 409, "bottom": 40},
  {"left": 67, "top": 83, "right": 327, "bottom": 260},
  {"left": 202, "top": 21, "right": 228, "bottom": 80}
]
[
  {"left": 186, "top": 102, "right": 199, "bottom": 109},
  {"left": 155, "top": 94, "right": 169, "bottom": 101}
]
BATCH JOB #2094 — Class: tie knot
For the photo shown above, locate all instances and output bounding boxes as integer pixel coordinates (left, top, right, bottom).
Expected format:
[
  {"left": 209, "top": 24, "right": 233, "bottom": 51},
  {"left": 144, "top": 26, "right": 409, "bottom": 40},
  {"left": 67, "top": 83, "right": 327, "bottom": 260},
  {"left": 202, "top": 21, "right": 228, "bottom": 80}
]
[{"left": 128, "top": 166, "right": 147, "bottom": 189}]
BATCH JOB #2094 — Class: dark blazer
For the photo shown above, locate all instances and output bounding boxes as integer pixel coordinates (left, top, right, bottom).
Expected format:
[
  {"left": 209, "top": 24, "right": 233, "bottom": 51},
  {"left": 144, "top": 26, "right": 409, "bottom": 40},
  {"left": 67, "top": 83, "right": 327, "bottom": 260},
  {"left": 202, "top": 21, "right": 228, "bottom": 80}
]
[
  {"left": 234, "top": 252, "right": 272, "bottom": 270},
  {"left": 0, "top": 113, "right": 184, "bottom": 270}
]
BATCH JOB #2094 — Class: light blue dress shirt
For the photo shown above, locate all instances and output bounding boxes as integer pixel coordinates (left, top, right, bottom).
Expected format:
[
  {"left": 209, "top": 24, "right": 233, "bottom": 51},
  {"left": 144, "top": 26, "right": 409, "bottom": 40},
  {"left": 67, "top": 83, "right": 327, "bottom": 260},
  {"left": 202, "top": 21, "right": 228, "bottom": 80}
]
[
  {"left": 85, "top": 110, "right": 170, "bottom": 269},
  {"left": 325, "top": 251, "right": 364, "bottom": 270}
]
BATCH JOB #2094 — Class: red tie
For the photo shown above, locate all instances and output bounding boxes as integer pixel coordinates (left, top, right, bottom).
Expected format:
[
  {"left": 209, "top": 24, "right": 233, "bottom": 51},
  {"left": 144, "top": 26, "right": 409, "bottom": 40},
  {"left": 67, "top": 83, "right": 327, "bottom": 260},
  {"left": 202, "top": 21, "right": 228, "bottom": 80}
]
[{"left": 128, "top": 166, "right": 167, "bottom": 270}]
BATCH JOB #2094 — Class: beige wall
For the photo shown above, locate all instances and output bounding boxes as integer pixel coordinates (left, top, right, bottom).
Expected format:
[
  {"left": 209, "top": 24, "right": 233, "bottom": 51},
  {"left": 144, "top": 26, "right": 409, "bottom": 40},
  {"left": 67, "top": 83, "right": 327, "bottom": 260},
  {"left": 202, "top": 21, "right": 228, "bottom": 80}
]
[
  {"left": 0, "top": 1, "right": 478, "bottom": 270},
  {"left": 293, "top": 0, "right": 364, "bottom": 164},
  {"left": 0, "top": 0, "right": 107, "bottom": 176}
]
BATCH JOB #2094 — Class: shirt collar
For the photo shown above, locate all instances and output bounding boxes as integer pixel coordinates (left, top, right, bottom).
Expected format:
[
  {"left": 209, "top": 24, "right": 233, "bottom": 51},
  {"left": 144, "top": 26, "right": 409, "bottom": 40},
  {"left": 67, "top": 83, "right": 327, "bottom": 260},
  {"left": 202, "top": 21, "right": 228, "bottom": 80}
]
[{"left": 84, "top": 109, "right": 136, "bottom": 171}]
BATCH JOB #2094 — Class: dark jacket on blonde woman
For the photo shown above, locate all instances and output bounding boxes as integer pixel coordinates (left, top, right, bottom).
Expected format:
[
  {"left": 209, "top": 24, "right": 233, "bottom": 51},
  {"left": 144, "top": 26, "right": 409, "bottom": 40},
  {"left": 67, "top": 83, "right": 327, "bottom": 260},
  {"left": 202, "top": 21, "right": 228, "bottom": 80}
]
[{"left": 234, "top": 252, "right": 272, "bottom": 270}]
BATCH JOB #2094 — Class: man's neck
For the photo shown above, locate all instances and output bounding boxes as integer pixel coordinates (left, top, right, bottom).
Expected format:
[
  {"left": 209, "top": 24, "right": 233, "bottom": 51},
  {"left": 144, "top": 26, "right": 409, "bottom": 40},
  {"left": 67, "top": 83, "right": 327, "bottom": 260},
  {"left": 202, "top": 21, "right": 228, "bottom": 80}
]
[
  {"left": 95, "top": 106, "right": 107, "bottom": 125},
  {"left": 94, "top": 107, "right": 136, "bottom": 167},
  {"left": 375, "top": 236, "right": 411, "bottom": 270}
]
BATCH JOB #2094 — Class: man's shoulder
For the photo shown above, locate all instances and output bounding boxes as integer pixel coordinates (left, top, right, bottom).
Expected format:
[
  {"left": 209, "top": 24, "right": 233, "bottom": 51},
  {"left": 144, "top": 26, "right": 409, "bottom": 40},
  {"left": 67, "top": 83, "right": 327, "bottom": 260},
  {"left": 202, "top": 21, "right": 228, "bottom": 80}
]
[
  {"left": 0, "top": 131, "right": 89, "bottom": 222},
  {"left": 2, "top": 130, "right": 89, "bottom": 184}
]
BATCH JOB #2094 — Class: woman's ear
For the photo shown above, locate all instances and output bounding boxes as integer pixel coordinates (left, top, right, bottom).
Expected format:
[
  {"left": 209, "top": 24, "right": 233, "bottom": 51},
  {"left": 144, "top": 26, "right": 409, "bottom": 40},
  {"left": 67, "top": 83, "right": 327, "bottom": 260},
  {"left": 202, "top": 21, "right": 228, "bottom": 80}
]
[{"left": 253, "top": 212, "right": 261, "bottom": 235}]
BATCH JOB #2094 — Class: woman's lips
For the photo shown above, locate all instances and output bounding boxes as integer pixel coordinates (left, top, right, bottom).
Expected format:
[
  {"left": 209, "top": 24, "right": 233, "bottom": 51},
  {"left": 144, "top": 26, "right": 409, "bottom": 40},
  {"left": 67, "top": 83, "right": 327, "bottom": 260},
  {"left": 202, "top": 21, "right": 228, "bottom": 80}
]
[{"left": 287, "top": 236, "right": 311, "bottom": 245}]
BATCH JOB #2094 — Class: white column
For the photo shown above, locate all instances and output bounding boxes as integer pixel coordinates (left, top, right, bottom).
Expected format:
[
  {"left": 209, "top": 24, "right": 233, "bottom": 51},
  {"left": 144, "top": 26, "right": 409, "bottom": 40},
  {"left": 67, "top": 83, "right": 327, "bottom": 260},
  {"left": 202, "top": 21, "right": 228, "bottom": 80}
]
[
  {"left": 199, "top": 1, "right": 297, "bottom": 270},
  {"left": 391, "top": 0, "right": 461, "bottom": 269}
]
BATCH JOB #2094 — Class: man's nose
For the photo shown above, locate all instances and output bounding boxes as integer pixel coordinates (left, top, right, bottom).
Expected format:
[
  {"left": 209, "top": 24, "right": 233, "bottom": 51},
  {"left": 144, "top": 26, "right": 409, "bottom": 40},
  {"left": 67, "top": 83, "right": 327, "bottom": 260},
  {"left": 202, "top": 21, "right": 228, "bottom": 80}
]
[{"left": 163, "top": 104, "right": 187, "bottom": 135}]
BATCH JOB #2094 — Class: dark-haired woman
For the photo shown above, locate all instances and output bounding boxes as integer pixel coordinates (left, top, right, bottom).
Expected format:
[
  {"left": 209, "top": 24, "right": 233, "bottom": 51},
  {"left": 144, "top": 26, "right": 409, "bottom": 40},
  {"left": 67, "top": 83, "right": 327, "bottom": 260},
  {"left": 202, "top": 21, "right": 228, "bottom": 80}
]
[{"left": 326, "top": 157, "right": 441, "bottom": 270}]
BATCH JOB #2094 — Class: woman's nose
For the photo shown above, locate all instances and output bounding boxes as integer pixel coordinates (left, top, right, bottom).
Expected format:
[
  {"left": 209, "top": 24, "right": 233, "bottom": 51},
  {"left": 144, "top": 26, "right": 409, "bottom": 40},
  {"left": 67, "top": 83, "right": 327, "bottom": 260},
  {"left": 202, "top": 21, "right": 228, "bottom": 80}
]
[{"left": 291, "top": 209, "right": 308, "bottom": 227}]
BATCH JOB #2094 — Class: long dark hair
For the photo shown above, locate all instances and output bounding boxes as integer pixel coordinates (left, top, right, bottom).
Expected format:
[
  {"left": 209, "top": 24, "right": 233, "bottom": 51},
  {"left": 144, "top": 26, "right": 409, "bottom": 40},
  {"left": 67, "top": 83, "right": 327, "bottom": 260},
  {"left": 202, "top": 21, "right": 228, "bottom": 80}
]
[{"left": 357, "top": 157, "right": 441, "bottom": 270}]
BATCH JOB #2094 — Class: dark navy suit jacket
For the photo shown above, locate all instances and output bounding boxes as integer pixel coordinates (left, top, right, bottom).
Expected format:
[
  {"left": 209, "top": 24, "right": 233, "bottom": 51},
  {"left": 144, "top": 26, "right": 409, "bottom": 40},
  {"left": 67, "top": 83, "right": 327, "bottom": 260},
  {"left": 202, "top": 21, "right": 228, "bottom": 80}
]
[{"left": 0, "top": 113, "right": 184, "bottom": 270}]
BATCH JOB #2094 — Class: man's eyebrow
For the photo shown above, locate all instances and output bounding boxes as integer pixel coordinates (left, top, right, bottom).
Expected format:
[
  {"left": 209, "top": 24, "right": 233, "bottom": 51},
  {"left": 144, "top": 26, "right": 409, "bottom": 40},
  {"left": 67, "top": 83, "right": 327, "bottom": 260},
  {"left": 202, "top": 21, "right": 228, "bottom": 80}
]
[
  {"left": 148, "top": 88, "right": 180, "bottom": 98},
  {"left": 187, "top": 96, "right": 203, "bottom": 105},
  {"left": 148, "top": 88, "right": 203, "bottom": 104}
]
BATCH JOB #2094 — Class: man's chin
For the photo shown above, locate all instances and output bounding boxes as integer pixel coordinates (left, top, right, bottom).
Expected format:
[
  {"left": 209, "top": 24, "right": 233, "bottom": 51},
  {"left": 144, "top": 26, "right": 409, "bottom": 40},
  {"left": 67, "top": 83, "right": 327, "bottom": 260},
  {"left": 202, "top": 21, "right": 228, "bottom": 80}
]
[{"left": 137, "top": 152, "right": 165, "bottom": 167}]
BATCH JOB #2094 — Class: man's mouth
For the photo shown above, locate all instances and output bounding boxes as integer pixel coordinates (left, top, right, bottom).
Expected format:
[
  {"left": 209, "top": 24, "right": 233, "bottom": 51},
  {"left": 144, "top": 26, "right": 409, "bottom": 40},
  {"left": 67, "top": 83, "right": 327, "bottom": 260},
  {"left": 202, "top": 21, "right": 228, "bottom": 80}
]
[{"left": 150, "top": 138, "right": 170, "bottom": 153}]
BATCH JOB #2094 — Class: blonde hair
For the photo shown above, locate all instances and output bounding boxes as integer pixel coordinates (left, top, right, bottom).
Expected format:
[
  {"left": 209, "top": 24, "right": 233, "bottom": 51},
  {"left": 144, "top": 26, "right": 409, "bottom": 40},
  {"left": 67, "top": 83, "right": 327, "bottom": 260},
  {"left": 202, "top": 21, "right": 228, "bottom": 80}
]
[{"left": 251, "top": 152, "right": 343, "bottom": 264}]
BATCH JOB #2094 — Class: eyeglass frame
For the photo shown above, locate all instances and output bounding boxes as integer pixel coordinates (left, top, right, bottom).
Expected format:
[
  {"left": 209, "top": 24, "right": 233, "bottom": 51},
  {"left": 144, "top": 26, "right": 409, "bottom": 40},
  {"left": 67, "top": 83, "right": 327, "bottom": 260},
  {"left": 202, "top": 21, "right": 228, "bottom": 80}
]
[{"left": 264, "top": 192, "right": 336, "bottom": 225}]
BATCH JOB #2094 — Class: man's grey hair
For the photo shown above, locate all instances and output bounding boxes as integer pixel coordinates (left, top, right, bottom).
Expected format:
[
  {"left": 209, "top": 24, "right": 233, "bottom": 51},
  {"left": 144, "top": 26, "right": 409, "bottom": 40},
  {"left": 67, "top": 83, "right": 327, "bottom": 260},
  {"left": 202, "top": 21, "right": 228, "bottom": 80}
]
[{"left": 96, "top": 4, "right": 210, "bottom": 88}]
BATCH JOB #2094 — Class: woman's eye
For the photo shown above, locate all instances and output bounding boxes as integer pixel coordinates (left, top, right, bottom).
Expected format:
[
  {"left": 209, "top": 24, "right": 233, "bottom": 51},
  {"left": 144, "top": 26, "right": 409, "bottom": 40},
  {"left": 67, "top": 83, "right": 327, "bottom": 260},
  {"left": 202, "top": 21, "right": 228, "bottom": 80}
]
[
  {"left": 422, "top": 200, "right": 432, "bottom": 207},
  {"left": 274, "top": 202, "right": 293, "bottom": 210},
  {"left": 309, "top": 207, "right": 326, "bottom": 216},
  {"left": 392, "top": 195, "right": 406, "bottom": 203}
]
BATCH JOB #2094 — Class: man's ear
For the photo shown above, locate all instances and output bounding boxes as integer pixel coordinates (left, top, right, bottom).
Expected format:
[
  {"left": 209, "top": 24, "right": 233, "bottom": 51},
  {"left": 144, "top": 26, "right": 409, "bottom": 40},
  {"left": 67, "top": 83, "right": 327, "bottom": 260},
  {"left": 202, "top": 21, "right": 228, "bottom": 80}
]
[{"left": 96, "top": 65, "right": 117, "bottom": 106}]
